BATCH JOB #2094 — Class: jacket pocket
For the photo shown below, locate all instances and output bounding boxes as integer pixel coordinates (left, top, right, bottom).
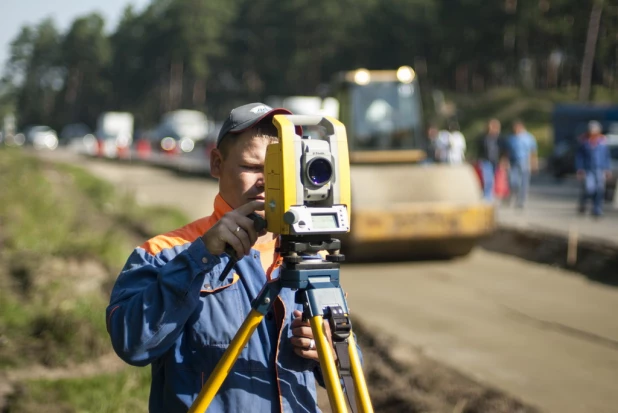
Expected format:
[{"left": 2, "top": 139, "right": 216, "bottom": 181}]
[
  {"left": 199, "top": 271, "right": 239, "bottom": 294},
  {"left": 189, "top": 272, "right": 245, "bottom": 349}
]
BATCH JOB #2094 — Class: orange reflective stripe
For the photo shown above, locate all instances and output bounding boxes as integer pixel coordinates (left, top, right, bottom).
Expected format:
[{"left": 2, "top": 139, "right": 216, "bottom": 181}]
[
  {"left": 141, "top": 194, "right": 233, "bottom": 256},
  {"left": 264, "top": 253, "right": 282, "bottom": 281},
  {"left": 199, "top": 273, "right": 240, "bottom": 293},
  {"left": 253, "top": 236, "right": 278, "bottom": 275}
]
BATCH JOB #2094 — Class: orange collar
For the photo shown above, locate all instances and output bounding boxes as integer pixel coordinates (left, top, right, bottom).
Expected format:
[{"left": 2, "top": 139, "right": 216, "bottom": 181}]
[{"left": 212, "top": 194, "right": 234, "bottom": 220}]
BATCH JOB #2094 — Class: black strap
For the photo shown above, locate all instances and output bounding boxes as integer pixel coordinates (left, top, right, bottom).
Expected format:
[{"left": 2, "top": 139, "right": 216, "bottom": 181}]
[
  {"left": 333, "top": 341, "right": 358, "bottom": 413},
  {"left": 326, "top": 306, "right": 358, "bottom": 413}
]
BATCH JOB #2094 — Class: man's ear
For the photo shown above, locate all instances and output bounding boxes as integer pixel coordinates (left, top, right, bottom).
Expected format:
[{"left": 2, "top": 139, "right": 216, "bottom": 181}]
[{"left": 210, "top": 148, "right": 223, "bottom": 179}]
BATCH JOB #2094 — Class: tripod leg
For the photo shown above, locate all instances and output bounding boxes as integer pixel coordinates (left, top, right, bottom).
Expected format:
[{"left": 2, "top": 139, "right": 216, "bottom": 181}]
[
  {"left": 348, "top": 332, "right": 373, "bottom": 413},
  {"left": 188, "top": 309, "right": 264, "bottom": 413},
  {"left": 310, "top": 315, "right": 349, "bottom": 413},
  {"left": 189, "top": 279, "right": 281, "bottom": 412}
]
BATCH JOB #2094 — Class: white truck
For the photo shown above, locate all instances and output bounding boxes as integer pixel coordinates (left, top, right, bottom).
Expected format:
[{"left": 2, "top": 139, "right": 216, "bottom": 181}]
[{"left": 95, "top": 112, "right": 134, "bottom": 158}]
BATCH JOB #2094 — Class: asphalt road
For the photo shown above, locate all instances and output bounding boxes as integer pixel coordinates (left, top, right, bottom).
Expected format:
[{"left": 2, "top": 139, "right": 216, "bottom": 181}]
[
  {"left": 498, "top": 173, "right": 618, "bottom": 245},
  {"left": 38, "top": 149, "right": 618, "bottom": 413}
]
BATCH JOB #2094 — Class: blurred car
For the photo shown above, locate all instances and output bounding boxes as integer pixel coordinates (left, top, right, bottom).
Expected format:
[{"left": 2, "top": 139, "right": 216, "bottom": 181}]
[
  {"left": 24, "top": 125, "right": 59, "bottom": 150},
  {"left": 60, "top": 123, "right": 92, "bottom": 143},
  {"left": 151, "top": 110, "right": 211, "bottom": 155},
  {"left": 4, "top": 132, "right": 26, "bottom": 147},
  {"left": 95, "top": 112, "right": 134, "bottom": 158},
  {"left": 60, "top": 123, "right": 94, "bottom": 153}
]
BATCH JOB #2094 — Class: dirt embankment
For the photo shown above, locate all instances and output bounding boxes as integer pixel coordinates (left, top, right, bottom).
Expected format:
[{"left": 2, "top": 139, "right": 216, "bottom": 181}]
[
  {"left": 482, "top": 226, "right": 618, "bottom": 287},
  {"left": 318, "top": 321, "right": 539, "bottom": 413}
]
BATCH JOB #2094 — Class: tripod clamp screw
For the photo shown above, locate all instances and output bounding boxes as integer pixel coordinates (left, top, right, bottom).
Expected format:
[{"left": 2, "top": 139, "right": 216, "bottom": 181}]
[{"left": 326, "top": 254, "right": 345, "bottom": 263}]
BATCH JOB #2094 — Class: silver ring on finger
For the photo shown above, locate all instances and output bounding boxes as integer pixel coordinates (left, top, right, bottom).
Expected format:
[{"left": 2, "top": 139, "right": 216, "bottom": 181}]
[
  {"left": 235, "top": 226, "right": 241, "bottom": 233},
  {"left": 307, "top": 339, "right": 315, "bottom": 351}
]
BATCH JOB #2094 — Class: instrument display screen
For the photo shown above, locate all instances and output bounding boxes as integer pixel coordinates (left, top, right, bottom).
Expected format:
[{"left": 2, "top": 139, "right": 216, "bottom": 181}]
[{"left": 312, "top": 213, "right": 339, "bottom": 229}]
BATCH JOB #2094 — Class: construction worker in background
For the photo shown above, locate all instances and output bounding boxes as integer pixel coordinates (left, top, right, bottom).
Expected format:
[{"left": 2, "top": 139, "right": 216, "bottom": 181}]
[
  {"left": 505, "top": 120, "right": 538, "bottom": 208},
  {"left": 476, "top": 119, "right": 507, "bottom": 200},
  {"left": 427, "top": 124, "right": 444, "bottom": 162},
  {"left": 442, "top": 121, "right": 467, "bottom": 165},
  {"left": 576, "top": 120, "right": 612, "bottom": 217}
]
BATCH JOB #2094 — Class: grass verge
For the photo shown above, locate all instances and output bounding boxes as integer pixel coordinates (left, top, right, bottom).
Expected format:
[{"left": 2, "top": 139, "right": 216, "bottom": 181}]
[
  {"left": 5, "top": 367, "right": 150, "bottom": 413},
  {"left": 0, "top": 148, "right": 189, "bottom": 409}
]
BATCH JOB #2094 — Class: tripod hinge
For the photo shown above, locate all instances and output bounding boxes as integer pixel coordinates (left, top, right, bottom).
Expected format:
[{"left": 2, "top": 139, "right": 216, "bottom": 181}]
[{"left": 325, "top": 305, "right": 351, "bottom": 341}]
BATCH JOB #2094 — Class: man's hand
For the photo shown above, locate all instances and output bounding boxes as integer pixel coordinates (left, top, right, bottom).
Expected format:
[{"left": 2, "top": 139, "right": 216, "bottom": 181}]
[
  {"left": 530, "top": 155, "right": 539, "bottom": 174},
  {"left": 577, "top": 170, "right": 586, "bottom": 181},
  {"left": 290, "top": 310, "right": 336, "bottom": 363},
  {"left": 201, "top": 201, "right": 265, "bottom": 258},
  {"left": 606, "top": 170, "right": 612, "bottom": 180}
]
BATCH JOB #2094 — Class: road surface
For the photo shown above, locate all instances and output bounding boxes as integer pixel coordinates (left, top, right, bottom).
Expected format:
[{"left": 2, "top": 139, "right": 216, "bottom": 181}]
[
  {"left": 38, "top": 150, "right": 618, "bottom": 413},
  {"left": 498, "top": 173, "right": 618, "bottom": 246}
]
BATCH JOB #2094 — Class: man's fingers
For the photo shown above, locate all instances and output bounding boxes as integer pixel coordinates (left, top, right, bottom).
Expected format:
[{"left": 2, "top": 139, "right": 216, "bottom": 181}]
[
  {"left": 232, "top": 228, "right": 252, "bottom": 256},
  {"left": 291, "top": 317, "right": 310, "bottom": 329},
  {"left": 292, "top": 326, "right": 313, "bottom": 338},
  {"left": 234, "top": 200, "right": 265, "bottom": 216},
  {"left": 202, "top": 201, "right": 266, "bottom": 257},
  {"left": 290, "top": 313, "right": 335, "bottom": 363},
  {"left": 291, "top": 310, "right": 310, "bottom": 327},
  {"left": 291, "top": 336, "right": 319, "bottom": 361},
  {"left": 221, "top": 230, "right": 245, "bottom": 259},
  {"left": 234, "top": 215, "right": 258, "bottom": 246},
  {"left": 294, "top": 348, "right": 318, "bottom": 360},
  {"left": 290, "top": 336, "right": 313, "bottom": 349},
  {"left": 223, "top": 219, "right": 252, "bottom": 255}
]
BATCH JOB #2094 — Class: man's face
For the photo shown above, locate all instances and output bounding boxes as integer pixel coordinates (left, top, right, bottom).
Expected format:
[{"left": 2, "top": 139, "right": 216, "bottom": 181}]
[
  {"left": 210, "top": 130, "right": 269, "bottom": 214},
  {"left": 488, "top": 120, "right": 501, "bottom": 135},
  {"left": 513, "top": 123, "right": 524, "bottom": 134}
]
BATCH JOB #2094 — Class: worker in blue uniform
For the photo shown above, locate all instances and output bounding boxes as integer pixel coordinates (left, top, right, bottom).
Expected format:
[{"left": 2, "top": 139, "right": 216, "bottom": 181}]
[{"left": 576, "top": 121, "right": 613, "bottom": 217}]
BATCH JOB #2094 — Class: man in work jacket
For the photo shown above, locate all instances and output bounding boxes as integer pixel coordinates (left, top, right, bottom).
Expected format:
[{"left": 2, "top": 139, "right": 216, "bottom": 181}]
[
  {"left": 576, "top": 120, "right": 612, "bottom": 217},
  {"left": 106, "top": 103, "right": 347, "bottom": 412}
]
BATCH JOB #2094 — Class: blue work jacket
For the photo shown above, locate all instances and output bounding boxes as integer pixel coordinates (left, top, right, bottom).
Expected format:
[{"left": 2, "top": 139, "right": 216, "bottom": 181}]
[
  {"left": 575, "top": 136, "right": 612, "bottom": 172},
  {"left": 106, "top": 195, "right": 329, "bottom": 412}
]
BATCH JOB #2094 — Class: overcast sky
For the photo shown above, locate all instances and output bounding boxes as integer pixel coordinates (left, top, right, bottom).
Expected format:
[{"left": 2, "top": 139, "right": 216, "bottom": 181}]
[{"left": 0, "top": 0, "right": 150, "bottom": 71}]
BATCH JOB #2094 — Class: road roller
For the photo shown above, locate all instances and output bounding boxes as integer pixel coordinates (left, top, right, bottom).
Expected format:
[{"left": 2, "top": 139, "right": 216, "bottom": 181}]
[{"left": 271, "top": 67, "right": 496, "bottom": 260}]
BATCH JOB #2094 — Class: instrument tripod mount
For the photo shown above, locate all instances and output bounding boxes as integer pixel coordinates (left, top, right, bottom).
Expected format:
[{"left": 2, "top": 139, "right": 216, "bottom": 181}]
[{"left": 188, "top": 235, "right": 374, "bottom": 413}]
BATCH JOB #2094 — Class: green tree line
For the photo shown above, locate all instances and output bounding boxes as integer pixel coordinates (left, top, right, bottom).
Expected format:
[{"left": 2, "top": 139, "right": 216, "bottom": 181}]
[{"left": 2, "top": 0, "right": 617, "bottom": 131}]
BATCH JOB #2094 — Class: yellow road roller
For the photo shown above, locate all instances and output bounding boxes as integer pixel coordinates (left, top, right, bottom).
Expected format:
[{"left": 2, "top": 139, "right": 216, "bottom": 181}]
[{"left": 268, "top": 67, "right": 495, "bottom": 260}]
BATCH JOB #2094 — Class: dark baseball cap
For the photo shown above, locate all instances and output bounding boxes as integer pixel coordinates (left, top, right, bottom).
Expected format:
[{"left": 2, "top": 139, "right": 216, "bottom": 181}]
[{"left": 216, "top": 102, "right": 295, "bottom": 147}]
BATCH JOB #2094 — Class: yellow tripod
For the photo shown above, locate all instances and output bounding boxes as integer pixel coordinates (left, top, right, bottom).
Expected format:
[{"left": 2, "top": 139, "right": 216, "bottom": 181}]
[{"left": 188, "top": 237, "right": 373, "bottom": 413}]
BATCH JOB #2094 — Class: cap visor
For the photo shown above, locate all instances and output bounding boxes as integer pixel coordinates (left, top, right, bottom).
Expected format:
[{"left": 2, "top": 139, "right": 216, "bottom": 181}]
[{"left": 229, "top": 108, "right": 293, "bottom": 133}]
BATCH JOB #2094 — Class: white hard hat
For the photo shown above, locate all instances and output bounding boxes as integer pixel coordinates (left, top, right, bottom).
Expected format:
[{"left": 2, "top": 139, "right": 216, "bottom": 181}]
[{"left": 588, "top": 120, "right": 602, "bottom": 132}]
